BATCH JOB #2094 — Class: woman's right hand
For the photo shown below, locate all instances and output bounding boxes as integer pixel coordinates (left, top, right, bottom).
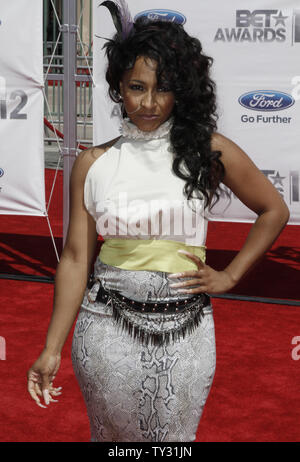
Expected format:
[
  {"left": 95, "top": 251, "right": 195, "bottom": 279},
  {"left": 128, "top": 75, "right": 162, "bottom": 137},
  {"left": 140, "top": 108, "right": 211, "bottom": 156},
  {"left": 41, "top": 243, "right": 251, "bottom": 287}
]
[{"left": 27, "top": 348, "right": 62, "bottom": 408}]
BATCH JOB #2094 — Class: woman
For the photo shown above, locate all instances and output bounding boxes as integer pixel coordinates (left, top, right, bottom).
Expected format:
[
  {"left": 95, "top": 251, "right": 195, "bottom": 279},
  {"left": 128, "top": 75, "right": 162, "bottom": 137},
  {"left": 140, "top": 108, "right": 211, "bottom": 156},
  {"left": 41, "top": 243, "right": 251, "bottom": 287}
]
[{"left": 27, "top": 2, "right": 289, "bottom": 442}]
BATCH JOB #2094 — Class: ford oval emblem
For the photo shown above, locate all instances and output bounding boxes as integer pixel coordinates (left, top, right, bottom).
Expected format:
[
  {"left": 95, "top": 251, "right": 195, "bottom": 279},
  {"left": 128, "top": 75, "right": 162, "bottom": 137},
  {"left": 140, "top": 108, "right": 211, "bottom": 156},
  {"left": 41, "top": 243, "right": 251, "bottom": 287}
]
[
  {"left": 238, "top": 90, "right": 295, "bottom": 111},
  {"left": 134, "top": 9, "right": 186, "bottom": 25}
]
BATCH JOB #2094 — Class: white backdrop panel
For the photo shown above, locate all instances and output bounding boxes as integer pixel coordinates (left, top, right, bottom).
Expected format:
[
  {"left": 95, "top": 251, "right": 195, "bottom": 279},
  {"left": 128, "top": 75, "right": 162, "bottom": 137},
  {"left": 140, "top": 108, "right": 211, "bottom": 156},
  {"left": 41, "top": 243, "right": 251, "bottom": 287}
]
[
  {"left": 0, "top": 0, "right": 45, "bottom": 216},
  {"left": 93, "top": 0, "right": 300, "bottom": 223}
]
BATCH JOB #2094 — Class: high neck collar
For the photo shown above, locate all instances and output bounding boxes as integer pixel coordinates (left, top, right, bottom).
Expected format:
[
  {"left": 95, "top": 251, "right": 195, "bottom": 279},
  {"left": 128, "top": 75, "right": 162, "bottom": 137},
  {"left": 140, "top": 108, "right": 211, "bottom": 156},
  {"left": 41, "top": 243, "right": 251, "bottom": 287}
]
[{"left": 120, "top": 117, "right": 172, "bottom": 141}]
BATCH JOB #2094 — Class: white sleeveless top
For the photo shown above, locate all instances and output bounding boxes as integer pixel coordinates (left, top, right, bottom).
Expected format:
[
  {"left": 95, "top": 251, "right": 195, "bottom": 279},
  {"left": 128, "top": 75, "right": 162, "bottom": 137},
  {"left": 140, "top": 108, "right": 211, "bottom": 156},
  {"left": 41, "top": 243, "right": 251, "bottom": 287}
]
[{"left": 84, "top": 118, "right": 208, "bottom": 247}]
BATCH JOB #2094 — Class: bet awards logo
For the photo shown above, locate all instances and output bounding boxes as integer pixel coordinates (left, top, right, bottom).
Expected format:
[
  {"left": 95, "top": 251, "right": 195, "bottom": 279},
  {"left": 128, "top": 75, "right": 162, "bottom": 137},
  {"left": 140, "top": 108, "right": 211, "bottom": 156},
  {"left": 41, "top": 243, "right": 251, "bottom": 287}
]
[
  {"left": 214, "top": 9, "right": 300, "bottom": 43},
  {"left": 227, "top": 169, "right": 299, "bottom": 205},
  {"left": 262, "top": 170, "right": 299, "bottom": 206}
]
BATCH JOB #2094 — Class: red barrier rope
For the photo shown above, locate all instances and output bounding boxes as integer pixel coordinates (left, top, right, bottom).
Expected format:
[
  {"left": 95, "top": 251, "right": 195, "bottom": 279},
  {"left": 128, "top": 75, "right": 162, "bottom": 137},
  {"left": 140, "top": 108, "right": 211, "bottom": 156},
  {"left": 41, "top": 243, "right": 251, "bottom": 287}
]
[{"left": 44, "top": 117, "right": 88, "bottom": 151}]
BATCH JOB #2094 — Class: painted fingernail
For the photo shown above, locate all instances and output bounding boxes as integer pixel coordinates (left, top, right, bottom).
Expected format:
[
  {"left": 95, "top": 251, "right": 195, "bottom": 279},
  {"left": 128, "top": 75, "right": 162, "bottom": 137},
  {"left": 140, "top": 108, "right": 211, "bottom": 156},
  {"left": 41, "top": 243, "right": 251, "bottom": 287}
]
[
  {"left": 37, "top": 401, "right": 47, "bottom": 409},
  {"left": 43, "top": 389, "right": 50, "bottom": 405},
  {"left": 168, "top": 273, "right": 181, "bottom": 278}
]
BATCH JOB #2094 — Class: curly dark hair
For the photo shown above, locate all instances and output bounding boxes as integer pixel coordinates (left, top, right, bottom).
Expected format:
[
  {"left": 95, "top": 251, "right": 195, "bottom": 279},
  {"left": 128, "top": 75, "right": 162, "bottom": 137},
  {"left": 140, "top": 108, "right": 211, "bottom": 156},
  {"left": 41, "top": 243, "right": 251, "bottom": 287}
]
[{"left": 102, "top": 16, "right": 225, "bottom": 211}]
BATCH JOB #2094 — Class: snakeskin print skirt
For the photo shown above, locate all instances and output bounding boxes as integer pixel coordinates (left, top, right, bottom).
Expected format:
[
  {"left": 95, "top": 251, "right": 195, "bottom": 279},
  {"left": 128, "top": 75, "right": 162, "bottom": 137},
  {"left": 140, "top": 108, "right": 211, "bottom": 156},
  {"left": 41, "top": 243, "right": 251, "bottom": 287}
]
[{"left": 71, "top": 257, "right": 216, "bottom": 442}]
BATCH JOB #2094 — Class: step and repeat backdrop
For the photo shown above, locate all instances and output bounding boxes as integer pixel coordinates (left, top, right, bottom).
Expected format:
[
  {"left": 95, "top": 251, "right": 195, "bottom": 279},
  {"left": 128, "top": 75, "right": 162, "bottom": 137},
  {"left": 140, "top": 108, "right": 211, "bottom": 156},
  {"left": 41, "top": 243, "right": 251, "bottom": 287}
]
[
  {"left": 0, "top": 0, "right": 45, "bottom": 216},
  {"left": 93, "top": 0, "right": 300, "bottom": 223},
  {"left": 0, "top": 1, "right": 298, "bottom": 223}
]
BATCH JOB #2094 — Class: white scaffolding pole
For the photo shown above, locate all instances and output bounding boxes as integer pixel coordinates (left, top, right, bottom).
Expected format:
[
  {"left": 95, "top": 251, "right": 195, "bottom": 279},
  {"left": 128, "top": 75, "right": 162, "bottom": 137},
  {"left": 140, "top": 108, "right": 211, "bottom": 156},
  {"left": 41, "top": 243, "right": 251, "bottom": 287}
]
[{"left": 62, "top": 0, "right": 78, "bottom": 247}]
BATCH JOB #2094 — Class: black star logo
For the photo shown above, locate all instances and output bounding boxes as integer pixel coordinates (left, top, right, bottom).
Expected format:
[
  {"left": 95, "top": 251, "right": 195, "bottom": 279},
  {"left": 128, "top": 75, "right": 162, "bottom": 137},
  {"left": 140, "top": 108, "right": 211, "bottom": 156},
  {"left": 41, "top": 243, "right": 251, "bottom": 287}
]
[
  {"left": 270, "top": 171, "right": 285, "bottom": 187},
  {"left": 272, "top": 11, "right": 288, "bottom": 27}
]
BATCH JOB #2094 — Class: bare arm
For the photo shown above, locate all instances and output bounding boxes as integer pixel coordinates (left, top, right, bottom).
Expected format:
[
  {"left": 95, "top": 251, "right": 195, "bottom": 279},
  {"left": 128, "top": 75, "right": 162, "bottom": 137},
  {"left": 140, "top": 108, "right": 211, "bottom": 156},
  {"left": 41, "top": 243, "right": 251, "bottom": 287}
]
[
  {"left": 27, "top": 141, "right": 120, "bottom": 407},
  {"left": 43, "top": 138, "right": 120, "bottom": 353},
  {"left": 168, "top": 133, "right": 290, "bottom": 294},
  {"left": 44, "top": 148, "right": 101, "bottom": 354},
  {"left": 215, "top": 133, "right": 289, "bottom": 286}
]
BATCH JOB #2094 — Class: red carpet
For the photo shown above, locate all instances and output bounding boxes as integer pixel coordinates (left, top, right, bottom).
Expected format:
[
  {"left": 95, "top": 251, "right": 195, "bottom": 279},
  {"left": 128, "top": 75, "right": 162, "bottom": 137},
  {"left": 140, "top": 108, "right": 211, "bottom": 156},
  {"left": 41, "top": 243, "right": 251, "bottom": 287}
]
[
  {"left": 0, "top": 168, "right": 300, "bottom": 441},
  {"left": 1, "top": 283, "right": 299, "bottom": 442}
]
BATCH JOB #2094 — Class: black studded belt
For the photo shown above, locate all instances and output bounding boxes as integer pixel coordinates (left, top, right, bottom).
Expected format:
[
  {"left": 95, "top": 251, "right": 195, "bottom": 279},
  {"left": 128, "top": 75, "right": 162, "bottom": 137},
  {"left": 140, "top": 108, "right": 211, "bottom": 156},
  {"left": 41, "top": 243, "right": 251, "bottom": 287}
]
[
  {"left": 92, "top": 277, "right": 210, "bottom": 314},
  {"left": 87, "top": 275, "right": 211, "bottom": 346}
]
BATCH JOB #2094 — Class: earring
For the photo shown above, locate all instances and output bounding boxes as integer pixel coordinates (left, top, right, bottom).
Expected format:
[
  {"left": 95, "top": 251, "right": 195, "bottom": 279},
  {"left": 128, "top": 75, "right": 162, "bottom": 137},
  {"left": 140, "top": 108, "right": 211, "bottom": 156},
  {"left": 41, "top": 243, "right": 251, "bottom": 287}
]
[{"left": 119, "top": 100, "right": 127, "bottom": 118}]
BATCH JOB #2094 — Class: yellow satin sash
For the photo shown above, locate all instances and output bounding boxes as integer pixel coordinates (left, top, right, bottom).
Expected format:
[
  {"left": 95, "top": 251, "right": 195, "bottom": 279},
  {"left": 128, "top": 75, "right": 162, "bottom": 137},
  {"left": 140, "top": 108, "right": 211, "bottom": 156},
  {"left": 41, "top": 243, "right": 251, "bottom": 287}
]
[{"left": 99, "top": 238, "right": 206, "bottom": 273}]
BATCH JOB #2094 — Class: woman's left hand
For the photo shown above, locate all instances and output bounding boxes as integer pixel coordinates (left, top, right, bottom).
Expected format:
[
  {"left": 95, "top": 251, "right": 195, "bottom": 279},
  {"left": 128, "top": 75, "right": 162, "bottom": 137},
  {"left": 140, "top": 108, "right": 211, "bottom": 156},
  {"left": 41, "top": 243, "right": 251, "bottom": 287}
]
[{"left": 168, "top": 250, "right": 236, "bottom": 295}]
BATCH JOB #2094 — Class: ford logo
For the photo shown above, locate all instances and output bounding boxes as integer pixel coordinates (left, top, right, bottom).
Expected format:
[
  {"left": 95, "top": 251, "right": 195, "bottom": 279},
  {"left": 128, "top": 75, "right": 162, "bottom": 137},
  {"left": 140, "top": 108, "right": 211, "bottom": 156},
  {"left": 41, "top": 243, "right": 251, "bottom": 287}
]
[
  {"left": 0, "top": 168, "right": 4, "bottom": 178},
  {"left": 134, "top": 9, "right": 186, "bottom": 25},
  {"left": 239, "top": 90, "right": 295, "bottom": 111}
]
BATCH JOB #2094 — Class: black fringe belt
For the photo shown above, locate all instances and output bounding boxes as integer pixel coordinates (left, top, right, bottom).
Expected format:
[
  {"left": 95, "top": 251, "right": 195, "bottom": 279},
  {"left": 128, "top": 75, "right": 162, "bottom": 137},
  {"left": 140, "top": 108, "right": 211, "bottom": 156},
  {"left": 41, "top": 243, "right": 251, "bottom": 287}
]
[{"left": 88, "top": 275, "right": 210, "bottom": 347}]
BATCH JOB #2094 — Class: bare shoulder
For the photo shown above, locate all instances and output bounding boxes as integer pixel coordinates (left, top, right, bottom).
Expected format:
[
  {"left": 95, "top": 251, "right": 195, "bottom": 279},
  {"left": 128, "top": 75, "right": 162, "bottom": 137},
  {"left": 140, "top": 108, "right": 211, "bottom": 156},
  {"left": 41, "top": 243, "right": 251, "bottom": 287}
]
[
  {"left": 210, "top": 131, "right": 256, "bottom": 169},
  {"left": 211, "top": 132, "right": 244, "bottom": 157},
  {"left": 71, "top": 136, "right": 121, "bottom": 184},
  {"left": 211, "top": 131, "right": 227, "bottom": 151},
  {"left": 210, "top": 131, "right": 289, "bottom": 218},
  {"left": 210, "top": 130, "right": 262, "bottom": 189}
]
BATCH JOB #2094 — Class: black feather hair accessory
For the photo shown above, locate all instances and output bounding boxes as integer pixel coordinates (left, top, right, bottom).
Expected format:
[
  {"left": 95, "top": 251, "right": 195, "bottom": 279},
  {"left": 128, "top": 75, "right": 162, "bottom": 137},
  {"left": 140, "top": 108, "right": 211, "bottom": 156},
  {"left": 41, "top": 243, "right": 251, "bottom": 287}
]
[{"left": 99, "top": 0, "right": 134, "bottom": 41}]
